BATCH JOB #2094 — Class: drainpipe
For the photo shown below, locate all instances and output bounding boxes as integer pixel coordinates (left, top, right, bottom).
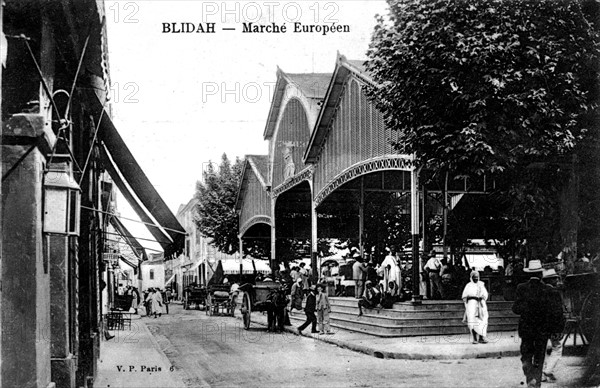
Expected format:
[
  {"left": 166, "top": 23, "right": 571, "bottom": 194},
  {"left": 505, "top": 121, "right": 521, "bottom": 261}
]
[{"left": 0, "top": 4, "right": 4, "bottom": 387}]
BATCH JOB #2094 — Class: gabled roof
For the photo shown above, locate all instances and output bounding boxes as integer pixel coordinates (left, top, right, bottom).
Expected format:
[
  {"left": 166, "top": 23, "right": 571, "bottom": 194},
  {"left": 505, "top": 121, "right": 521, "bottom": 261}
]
[
  {"left": 235, "top": 155, "right": 270, "bottom": 211},
  {"left": 303, "top": 53, "right": 372, "bottom": 163},
  {"left": 246, "top": 155, "right": 270, "bottom": 187},
  {"left": 263, "top": 68, "right": 332, "bottom": 139},
  {"left": 286, "top": 73, "right": 332, "bottom": 100},
  {"left": 347, "top": 60, "right": 369, "bottom": 77}
]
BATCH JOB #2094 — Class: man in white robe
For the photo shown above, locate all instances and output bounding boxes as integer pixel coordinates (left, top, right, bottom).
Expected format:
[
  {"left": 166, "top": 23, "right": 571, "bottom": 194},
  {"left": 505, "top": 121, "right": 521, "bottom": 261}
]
[
  {"left": 378, "top": 248, "right": 402, "bottom": 293},
  {"left": 461, "top": 270, "right": 489, "bottom": 344}
]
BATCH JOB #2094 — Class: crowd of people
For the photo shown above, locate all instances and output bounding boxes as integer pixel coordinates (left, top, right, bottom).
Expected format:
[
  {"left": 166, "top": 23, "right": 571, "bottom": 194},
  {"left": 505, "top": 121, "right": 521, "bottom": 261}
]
[
  {"left": 108, "top": 252, "right": 587, "bottom": 387},
  {"left": 116, "top": 285, "right": 172, "bottom": 318}
]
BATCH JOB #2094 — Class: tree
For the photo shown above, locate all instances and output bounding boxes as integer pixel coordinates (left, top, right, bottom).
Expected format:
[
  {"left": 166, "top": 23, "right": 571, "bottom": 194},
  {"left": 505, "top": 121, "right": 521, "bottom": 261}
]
[
  {"left": 367, "top": 0, "right": 599, "bottom": 176},
  {"left": 366, "top": 0, "right": 600, "bottom": 261},
  {"left": 195, "top": 154, "right": 243, "bottom": 254}
]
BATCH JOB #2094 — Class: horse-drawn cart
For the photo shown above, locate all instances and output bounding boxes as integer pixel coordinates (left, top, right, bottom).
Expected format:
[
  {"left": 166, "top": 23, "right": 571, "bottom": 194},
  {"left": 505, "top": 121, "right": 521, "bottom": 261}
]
[
  {"left": 205, "top": 284, "right": 235, "bottom": 316},
  {"left": 239, "top": 281, "right": 288, "bottom": 331},
  {"left": 562, "top": 272, "right": 600, "bottom": 345},
  {"left": 183, "top": 285, "right": 207, "bottom": 310}
]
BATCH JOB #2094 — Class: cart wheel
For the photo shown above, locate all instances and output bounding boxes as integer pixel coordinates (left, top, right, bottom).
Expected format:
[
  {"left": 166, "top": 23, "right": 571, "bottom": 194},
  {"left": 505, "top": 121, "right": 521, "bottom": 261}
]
[
  {"left": 241, "top": 292, "right": 251, "bottom": 330},
  {"left": 581, "top": 289, "right": 600, "bottom": 342},
  {"left": 206, "top": 294, "right": 213, "bottom": 316}
]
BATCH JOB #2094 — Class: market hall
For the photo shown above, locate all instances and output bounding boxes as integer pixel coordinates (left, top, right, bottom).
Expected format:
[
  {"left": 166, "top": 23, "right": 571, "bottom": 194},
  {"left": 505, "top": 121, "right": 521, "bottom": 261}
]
[{"left": 234, "top": 53, "right": 512, "bottom": 336}]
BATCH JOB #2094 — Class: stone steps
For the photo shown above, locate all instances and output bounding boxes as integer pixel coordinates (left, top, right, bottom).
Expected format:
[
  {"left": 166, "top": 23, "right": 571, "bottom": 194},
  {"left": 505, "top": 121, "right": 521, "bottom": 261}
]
[
  {"left": 331, "top": 310, "right": 517, "bottom": 326},
  {"left": 289, "top": 313, "right": 515, "bottom": 337},
  {"left": 291, "top": 297, "right": 519, "bottom": 337},
  {"left": 330, "top": 304, "right": 515, "bottom": 319},
  {"left": 330, "top": 297, "right": 513, "bottom": 311}
]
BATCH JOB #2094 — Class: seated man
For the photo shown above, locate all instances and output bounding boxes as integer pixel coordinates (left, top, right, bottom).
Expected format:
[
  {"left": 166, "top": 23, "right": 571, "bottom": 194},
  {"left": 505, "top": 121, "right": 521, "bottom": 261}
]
[
  {"left": 358, "top": 281, "right": 381, "bottom": 316},
  {"left": 381, "top": 281, "right": 398, "bottom": 309}
]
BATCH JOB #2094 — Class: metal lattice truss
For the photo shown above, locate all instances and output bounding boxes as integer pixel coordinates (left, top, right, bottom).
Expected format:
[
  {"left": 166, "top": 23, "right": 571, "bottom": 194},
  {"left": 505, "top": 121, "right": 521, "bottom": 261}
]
[
  {"left": 315, "top": 155, "right": 413, "bottom": 207},
  {"left": 272, "top": 166, "right": 313, "bottom": 199},
  {"left": 239, "top": 215, "right": 272, "bottom": 237}
]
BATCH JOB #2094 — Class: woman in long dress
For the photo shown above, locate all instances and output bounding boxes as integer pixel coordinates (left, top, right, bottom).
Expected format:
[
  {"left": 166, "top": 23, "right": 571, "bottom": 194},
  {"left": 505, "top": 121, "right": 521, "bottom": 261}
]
[{"left": 461, "top": 270, "right": 489, "bottom": 344}]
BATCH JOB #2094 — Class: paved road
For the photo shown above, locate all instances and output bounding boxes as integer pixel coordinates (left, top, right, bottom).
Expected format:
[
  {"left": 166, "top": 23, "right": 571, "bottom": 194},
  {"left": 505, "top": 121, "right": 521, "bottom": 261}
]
[{"left": 146, "top": 304, "right": 584, "bottom": 387}]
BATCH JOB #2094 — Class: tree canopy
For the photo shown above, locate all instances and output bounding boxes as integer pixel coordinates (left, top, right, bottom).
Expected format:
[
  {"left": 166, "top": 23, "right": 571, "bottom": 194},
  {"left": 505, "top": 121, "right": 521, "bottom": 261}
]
[
  {"left": 365, "top": 0, "right": 600, "bottom": 260},
  {"left": 366, "top": 0, "right": 600, "bottom": 177},
  {"left": 195, "top": 154, "right": 243, "bottom": 255}
]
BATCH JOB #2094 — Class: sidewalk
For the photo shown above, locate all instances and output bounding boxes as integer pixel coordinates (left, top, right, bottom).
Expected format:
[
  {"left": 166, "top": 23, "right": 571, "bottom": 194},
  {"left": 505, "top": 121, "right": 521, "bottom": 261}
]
[
  {"left": 94, "top": 316, "right": 186, "bottom": 388},
  {"left": 240, "top": 312, "right": 523, "bottom": 360}
]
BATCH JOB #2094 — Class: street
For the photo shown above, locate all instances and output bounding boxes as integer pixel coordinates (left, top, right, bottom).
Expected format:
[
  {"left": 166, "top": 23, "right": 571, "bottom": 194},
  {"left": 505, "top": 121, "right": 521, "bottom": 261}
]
[{"left": 140, "top": 304, "right": 586, "bottom": 387}]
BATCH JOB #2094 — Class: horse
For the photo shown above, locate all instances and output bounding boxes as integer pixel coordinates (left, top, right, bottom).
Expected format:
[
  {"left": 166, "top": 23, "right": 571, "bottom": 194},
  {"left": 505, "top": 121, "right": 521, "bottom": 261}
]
[{"left": 266, "top": 287, "right": 289, "bottom": 332}]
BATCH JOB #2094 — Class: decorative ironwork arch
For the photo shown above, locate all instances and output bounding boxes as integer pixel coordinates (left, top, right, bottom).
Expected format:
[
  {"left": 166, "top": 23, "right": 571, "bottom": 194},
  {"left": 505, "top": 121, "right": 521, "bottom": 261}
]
[
  {"left": 239, "top": 215, "right": 272, "bottom": 237},
  {"left": 314, "top": 155, "right": 412, "bottom": 207},
  {"left": 272, "top": 166, "right": 313, "bottom": 199}
]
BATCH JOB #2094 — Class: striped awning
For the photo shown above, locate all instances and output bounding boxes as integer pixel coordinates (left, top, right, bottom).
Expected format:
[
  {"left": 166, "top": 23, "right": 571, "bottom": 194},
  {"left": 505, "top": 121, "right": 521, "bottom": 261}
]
[
  {"left": 89, "top": 90, "right": 186, "bottom": 259},
  {"left": 221, "top": 258, "right": 271, "bottom": 275}
]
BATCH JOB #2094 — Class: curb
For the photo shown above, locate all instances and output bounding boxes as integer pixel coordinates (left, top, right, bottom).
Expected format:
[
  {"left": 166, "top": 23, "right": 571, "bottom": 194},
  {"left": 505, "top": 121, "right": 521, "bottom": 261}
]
[
  {"left": 235, "top": 314, "right": 520, "bottom": 360},
  {"left": 137, "top": 319, "right": 175, "bottom": 367}
]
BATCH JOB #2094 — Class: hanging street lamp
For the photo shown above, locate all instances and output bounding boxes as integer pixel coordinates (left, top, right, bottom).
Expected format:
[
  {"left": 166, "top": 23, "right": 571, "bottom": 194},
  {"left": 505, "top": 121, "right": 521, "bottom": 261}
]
[{"left": 43, "top": 164, "right": 81, "bottom": 235}]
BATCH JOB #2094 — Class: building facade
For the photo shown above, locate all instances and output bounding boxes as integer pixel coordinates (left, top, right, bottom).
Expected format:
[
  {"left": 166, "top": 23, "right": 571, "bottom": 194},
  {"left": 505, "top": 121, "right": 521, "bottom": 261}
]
[
  {"left": 1, "top": 2, "right": 185, "bottom": 386},
  {"left": 141, "top": 254, "right": 166, "bottom": 291},
  {"left": 170, "top": 197, "right": 238, "bottom": 296}
]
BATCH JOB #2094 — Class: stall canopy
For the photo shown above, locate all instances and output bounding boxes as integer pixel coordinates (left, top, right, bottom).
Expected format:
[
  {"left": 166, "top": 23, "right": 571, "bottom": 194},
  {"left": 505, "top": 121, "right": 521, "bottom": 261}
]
[
  {"left": 463, "top": 253, "right": 504, "bottom": 270},
  {"left": 209, "top": 259, "right": 270, "bottom": 285},
  {"left": 110, "top": 215, "right": 148, "bottom": 261},
  {"left": 88, "top": 91, "right": 186, "bottom": 259},
  {"left": 221, "top": 258, "right": 271, "bottom": 275}
]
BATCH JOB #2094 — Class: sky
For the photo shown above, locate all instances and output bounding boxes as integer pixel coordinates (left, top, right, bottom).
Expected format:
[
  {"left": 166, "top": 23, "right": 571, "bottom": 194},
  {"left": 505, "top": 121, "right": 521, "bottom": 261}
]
[{"left": 104, "top": 0, "right": 388, "bottom": 251}]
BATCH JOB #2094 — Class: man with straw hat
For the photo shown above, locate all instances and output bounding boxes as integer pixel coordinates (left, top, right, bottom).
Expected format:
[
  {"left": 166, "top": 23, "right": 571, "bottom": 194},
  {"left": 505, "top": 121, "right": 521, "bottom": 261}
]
[
  {"left": 512, "top": 260, "right": 564, "bottom": 388},
  {"left": 542, "top": 268, "right": 566, "bottom": 383}
]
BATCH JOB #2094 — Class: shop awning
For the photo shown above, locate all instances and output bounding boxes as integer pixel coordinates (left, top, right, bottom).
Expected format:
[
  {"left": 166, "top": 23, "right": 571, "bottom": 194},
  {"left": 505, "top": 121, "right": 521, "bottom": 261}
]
[
  {"left": 183, "top": 259, "right": 202, "bottom": 275},
  {"left": 88, "top": 91, "right": 186, "bottom": 259},
  {"left": 109, "top": 215, "right": 148, "bottom": 261},
  {"left": 119, "top": 255, "right": 139, "bottom": 271},
  {"left": 164, "top": 273, "right": 176, "bottom": 287}
]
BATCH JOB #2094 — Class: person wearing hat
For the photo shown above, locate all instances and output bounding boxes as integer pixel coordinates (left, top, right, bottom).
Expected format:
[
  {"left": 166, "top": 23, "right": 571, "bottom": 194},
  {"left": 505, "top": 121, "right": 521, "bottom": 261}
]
[
  {"left": 297, "top": 285, "right": 318, "bottom": 334},
  {"left": 352, "top": 254, "right": 367, "bottom": 299},
  {"left": 316, "top": 283, "right": 334, "bottom": 334},
  {"left": 542, "top": 268, "right": 566, "bottom": 383},
  {"left": 512, "top": 259, "right": 564, "bottom": 388}
]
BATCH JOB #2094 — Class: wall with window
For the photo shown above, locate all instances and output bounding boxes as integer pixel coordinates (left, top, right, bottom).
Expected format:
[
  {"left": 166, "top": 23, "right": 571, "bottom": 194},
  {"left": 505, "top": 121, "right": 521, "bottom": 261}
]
[{"left": 141, "top": 263, "right": 165, "bottom": 291}]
